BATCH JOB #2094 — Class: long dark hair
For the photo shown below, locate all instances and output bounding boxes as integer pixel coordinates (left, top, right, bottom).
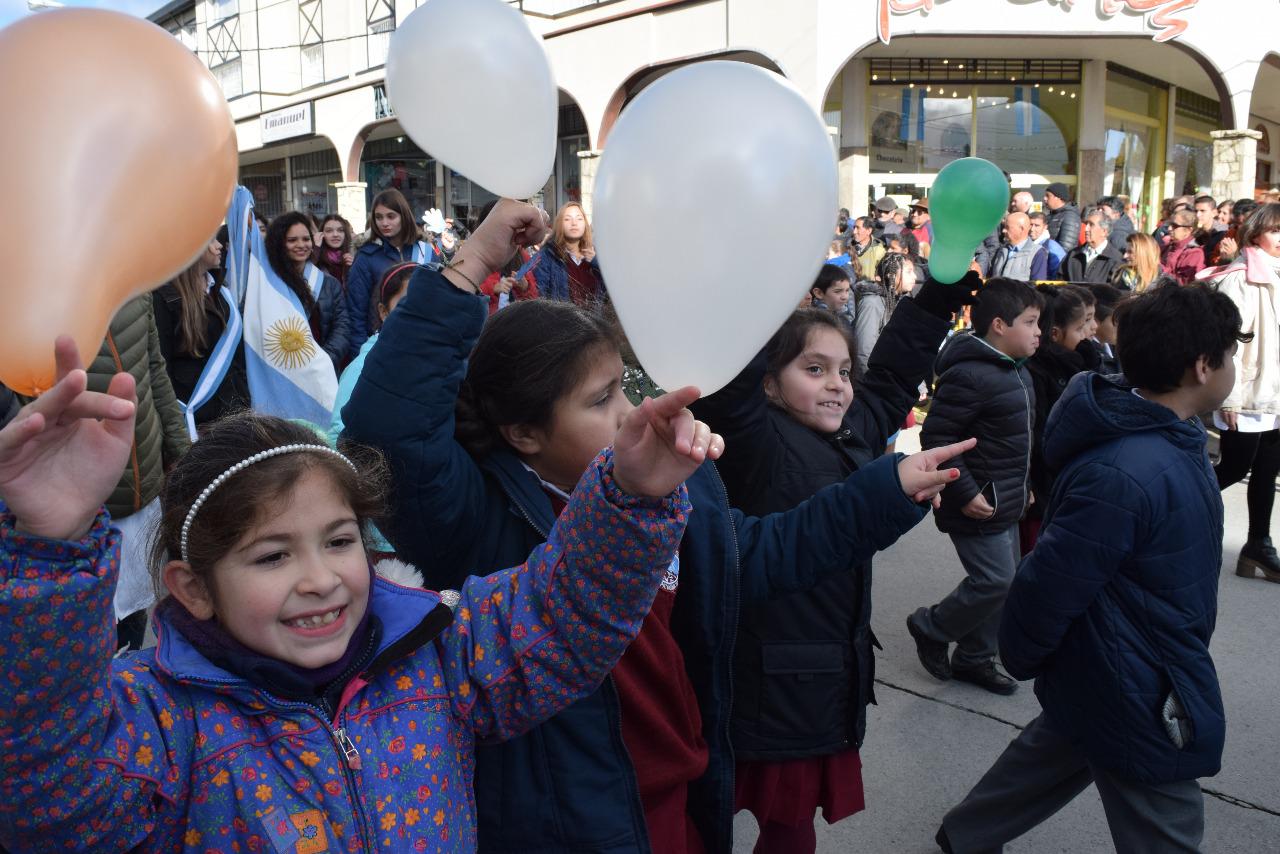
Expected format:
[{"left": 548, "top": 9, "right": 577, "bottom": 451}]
[
  {"left": 265, "top": 212, "right": 321, "bottom": 323},
  {"left": 319, "top": 213, "right": 353, "bottom": 254},
  {"left": 455, "top": 300, "right": 621, "bottom": 458},
  {"left": 1036, "top": 284, "right": 1092, "bottom": 341}
]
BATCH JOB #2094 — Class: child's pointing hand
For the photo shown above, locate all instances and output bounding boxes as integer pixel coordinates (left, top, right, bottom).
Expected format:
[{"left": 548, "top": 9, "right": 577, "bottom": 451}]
[{"left": 613, "top": 386, "right": 724, "bottom": 499}]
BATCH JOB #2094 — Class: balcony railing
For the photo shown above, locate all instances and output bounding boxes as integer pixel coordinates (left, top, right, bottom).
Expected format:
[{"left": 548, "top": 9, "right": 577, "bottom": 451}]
[{"left": 506, "top": 0, "right": 611, "bottom": 17}]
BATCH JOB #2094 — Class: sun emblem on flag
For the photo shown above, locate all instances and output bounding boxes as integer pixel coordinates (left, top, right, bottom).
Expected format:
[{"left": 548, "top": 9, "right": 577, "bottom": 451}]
[{"left": 264, "top": 317, "right": 316, "bottom": 369}]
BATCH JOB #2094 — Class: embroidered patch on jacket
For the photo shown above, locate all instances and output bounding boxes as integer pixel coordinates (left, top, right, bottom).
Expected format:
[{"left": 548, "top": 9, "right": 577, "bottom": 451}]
[{"left": 260, "top": 807, "right": 329, "bottom": 853}]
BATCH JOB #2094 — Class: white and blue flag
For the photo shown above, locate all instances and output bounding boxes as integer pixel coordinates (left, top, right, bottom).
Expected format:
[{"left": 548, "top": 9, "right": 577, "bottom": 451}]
[{"left": 224, "top": 186, "right": 337, "bottom": 425}]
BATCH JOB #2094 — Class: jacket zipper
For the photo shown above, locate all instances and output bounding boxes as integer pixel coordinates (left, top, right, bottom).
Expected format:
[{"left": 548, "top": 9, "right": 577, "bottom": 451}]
[
  {"left": 1016, "top": 369, "right": 1033, "bottom": 513},
  {"left": 501, "top": 473, "right": 656, "bottom": 850},
  {"left": 166, "top": 675, "right": 378, "bottom": 847},
  {"left": 708, "top": 463, "right": 742, "bottom": 847}
]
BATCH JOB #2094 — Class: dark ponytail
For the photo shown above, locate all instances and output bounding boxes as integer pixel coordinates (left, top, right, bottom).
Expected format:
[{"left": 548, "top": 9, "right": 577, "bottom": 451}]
[{"left": 455, "top": 300, "right": 621, "bottom": 458}]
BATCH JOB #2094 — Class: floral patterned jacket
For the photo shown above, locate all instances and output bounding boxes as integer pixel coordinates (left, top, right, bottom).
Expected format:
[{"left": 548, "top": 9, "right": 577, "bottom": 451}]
[{"left": 0, "top": 449, "right": 689, "bottom": 853}]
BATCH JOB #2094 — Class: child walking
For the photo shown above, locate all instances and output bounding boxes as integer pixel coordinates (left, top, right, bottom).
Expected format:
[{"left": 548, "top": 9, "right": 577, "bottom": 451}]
[
  {"left": 1022, "top": 284, "right": 1098, "bottom": 552},
  {"left": 908, "top": 279, "right": 1044, "bottom": 696},
  {"left": 936, "top": 283, "right": 1244, "bottom": 854},
  {"left": 692, "top": 271, "right": 973, "bottom": 853},
  {"left": 341, "top": 200, "right": 970, "bottom": 854},
  {"left": 0, "top": 334, "right": 708, "bottom": 851}
]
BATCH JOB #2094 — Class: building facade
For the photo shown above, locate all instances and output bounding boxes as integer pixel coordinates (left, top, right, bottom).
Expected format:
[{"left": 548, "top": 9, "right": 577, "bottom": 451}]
[{"left": 149, "top": 0, "right": 1280, "bottom": 231}]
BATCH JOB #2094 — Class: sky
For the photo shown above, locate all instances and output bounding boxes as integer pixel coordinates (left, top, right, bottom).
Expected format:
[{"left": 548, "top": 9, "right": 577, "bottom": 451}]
[{"left": 0, "top": 0, "right": 162, "bottom": 29}]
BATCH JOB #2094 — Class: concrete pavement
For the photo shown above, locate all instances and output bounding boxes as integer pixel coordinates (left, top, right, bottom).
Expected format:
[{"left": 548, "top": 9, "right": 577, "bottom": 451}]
[{"left": 732, "top": 427, "right": 1280, "bottom": 853}]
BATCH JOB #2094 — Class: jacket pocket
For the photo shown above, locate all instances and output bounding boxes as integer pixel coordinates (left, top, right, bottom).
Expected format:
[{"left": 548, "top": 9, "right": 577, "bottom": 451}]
[
  {"left": 757, "top": 641, "right": 846, "bottom": 738},
  {"left": 1160, "top": 666, "right": 1196, "bottom": 750}
]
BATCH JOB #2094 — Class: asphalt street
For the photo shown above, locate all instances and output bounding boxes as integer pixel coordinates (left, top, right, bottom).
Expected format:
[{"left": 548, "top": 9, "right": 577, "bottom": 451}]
[{"left": 732, "top": 427, "right": 1280, "bottom": 853}]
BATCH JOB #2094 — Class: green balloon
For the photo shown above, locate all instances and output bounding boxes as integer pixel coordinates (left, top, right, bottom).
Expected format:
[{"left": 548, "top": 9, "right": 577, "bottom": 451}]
[{"left": 927, "top": 157, "right": 1009, "bottom": 284}]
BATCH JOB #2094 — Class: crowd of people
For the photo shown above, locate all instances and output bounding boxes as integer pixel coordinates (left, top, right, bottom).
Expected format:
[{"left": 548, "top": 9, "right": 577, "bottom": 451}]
[{"left": 0, "top": 180, "right": 1277, "bottom": 854}]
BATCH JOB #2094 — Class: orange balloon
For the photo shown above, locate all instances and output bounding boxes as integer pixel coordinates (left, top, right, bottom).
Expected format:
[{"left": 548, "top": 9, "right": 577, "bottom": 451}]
[{"left": 0, "top": 10, "right": 237, "bottom": 396}]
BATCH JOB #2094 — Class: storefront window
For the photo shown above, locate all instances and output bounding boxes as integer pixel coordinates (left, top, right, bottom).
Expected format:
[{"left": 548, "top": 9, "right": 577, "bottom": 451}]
[
  {"left": 868, "top": 60, "right": 1081, "bottom": 180},
  {"left": 557, "top": 135, "right": 588, "bottom": 209},
  {"left": 290, "top": 149, "right": 341, "bottom": 218},
  {"left": 869, "top": 87, "right": 971, "bottom": 173},
  {"left": 361, "top": 136, "right": 437, "bottom": 222},
  {"left": 1104, "top": 68, "right": 1167, "bottom": 229},
  {"left": 448, "top": 172, "right": 499, "bottom": 229},
  {"left": 974, "top": 84, "right": 1078, "bottom": 175},
  {"left": 240, "top": 159, "right": 287, "bottom": 220},
  {"left": 1170, "top": 131, "right": 1213, "bottom": 196},
  {"left": 1103, "top": 122, "right": 1154, "bottom": 215}
]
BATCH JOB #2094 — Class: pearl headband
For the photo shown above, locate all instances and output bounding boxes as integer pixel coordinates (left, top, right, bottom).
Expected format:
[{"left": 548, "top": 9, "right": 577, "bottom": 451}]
[{"left": 179, "top": 444, "right": 358, "bottom": 564}]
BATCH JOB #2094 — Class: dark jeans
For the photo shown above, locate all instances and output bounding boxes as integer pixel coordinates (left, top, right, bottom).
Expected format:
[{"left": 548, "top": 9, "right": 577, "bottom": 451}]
[
  {"left": 1215, "top": 428, "right": 1280, "bottom": 539},
  {"left": 942, "top": 712, "right": 1205, "bottom": 854}
]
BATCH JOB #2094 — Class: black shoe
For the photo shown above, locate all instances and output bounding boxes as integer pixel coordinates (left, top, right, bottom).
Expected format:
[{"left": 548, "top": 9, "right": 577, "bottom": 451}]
[
  {"left": 907, "top": 609, "right": 951, "bottom": 681},
  {"left": 935, "top": 825, "right": 954, "bottom": 854},
  {"left": 1237, "top": 537, "right": 1280, "bottom": 583},
  {"left": 951, "top": 661, "right": 1018, "bottom": 695}
]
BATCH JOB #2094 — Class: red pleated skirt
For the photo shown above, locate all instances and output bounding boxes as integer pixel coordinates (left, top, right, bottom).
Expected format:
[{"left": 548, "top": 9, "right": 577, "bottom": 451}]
[{"left": 734, "top": 748, "right": 865, "bottom": 827}]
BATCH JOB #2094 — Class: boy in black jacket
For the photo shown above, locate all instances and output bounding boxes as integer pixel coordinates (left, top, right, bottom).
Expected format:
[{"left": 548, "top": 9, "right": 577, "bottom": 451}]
[{"left": 908, "top": 279, "right": 1044, "bottom": 694}]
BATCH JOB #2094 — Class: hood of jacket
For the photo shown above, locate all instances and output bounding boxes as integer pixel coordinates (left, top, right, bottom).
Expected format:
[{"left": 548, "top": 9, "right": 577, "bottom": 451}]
[
  {"left": 934, "top": 330, "right": 1022, "bottom": 375},
  {"left": 1043, "top": 372, "right": 1205, "bottom": 472}
]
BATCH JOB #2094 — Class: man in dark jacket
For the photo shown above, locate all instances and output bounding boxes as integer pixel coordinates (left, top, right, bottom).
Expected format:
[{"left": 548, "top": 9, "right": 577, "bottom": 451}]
[
  {"left": 936, "top": 284, "right": 1244, "bottom": 854},
  {"left": 1062, "top": 213, "right": 1124, "bottom": 283},
  {"left": 1044, "top": 182, "right": 1082, "bottom": 249},
  {"left": 1099, "top": 195, "right": 1134, "bottom": 254},
  {"left": 908, "top": 279, "right": 1044, "bottom": 695}
]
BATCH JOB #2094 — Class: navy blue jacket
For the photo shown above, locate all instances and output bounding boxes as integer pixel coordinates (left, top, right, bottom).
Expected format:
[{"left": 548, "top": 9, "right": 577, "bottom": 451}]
[
  {"left": 342, "top": 268, "right": 929, "bottom": 853},
  {"left": 999, "top": 373, "right": 1225, "bottom": 784},
  {"left": 345, "top": 237, "right": 434, "bottom": 357},
  {"left": 530, "top": 243, "right": 606, "bottom": 305}
]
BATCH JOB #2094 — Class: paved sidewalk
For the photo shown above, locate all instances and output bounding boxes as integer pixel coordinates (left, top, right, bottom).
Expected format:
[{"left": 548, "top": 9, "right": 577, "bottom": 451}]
[{"left": 732, "top": 427, "right": 1280, "bottom": 852}]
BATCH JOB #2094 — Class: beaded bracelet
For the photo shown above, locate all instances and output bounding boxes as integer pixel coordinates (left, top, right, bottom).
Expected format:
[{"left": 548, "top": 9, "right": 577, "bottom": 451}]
[{"left": 444, "top": 259, "right": 483, "bottom": 294}]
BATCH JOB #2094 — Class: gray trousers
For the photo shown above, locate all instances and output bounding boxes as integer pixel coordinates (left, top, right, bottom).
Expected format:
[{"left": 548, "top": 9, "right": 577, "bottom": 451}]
[
  {"left": 942, "top": 712, "right": 1205, "bottom": 854},
  {"left": 916, "top": 525, "right": 1020, "bottom": 668}
]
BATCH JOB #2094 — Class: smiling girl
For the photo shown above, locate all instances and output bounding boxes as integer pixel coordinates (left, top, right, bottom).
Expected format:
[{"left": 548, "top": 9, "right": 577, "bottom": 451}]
[
  {"left": 264, "top": 211, "right": 351, "bottom": 368},
  {"left": 692, "top": 274, "right": 971, "bottom": 853},
  {"left": 0, "top": 333, "right": 701, "bottom": 851}
]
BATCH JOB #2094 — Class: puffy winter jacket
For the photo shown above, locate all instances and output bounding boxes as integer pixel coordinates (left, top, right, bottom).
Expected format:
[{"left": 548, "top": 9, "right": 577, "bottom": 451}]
[
  {"left": 153, "top": 282, "right": 251, "bottom": 429},
  {"left": 923, "top": 332, "right": 1035, "bottom": 534},
  {"left": 1046, "top": 202, "right": 1083, "bottom": 249},
  {"left": 1026, "top": 340, "right": 1099, "bottom": 520},
  {"left": 86, "top": 294, "right": 190, "bottom": 519},
  {"left": 693, "top": 297, "right": 949, "bottom": 759},
  {"left": 0, "top": 451, "right": 691, "bottom": 852},
  {"left": 315, "top": 270, "right": 352, "bottom": 367},
  {"left": 341, "top": 268, "right": 930, "bottom": 854},
  {"left": 346, "top": 237, "right": 435, "bottom": 357},
  {"left": 999, "top": 372, "right": 1225, "bottom": 784},
  {"left": 529, "top": 243, "right": 606, "bottom": 306}
]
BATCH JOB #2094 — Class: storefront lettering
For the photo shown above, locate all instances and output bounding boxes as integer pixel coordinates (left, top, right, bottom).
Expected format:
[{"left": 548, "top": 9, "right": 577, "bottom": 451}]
[{"left": 877, "top": 0, "right": 1199, "bottom": 45}]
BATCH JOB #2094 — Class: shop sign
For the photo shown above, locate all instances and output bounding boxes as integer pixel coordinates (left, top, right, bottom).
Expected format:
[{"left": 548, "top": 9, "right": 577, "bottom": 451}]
[
  {"left": 261, "top": 102, "right": 313, "bottom": 144},
  {"left": 877, "top": 0, "right": 1199, "bottom": 45},
  {"left": 374, "top": 84, "right": 396, "bottom": 120}
]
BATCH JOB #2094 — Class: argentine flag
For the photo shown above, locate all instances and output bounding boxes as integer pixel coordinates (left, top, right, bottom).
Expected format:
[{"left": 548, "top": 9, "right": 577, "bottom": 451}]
[{"left": 225, "top": 186, "right": 337, "bottom": 424}]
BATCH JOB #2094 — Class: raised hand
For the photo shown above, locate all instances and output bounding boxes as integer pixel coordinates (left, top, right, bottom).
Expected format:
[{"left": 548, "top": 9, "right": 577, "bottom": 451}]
[
  {"left": 613, "top": 386, "right": 723, "bottom": 499},
  {"left": 0, "top": 336, "right": 136, "bottom": 541},
  {"left": 898, "top": 438, "right": 977, "bottom": 508},
  {"left": 444, "top": 200, "right": 549, "bottom": 290}
]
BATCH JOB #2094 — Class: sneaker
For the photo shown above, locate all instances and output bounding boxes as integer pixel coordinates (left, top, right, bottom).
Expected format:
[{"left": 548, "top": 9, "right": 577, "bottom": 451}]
[
  {"left": 951, "top": 660, "right": 1018, "bottom": 695},
  {"left": 907, "top": 609, "right": 952, "bottom": 681}
]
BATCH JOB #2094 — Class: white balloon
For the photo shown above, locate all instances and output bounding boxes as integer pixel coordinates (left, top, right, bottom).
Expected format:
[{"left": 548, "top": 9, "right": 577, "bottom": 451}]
[
  {"left": 386, "top": 0, "right": 557, "bottom": 200},
  {"left": 593, "top": 62, "right": 837, "bottom": 396}
]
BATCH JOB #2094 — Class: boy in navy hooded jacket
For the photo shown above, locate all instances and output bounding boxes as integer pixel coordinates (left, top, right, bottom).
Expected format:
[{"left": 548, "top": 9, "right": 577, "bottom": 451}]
[{"left": 936, "top": 284, "right": 1248, "bottom": 854}]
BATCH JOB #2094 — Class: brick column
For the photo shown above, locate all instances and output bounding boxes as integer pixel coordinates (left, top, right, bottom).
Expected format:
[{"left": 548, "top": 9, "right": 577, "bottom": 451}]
[{"left": 334, "top": 182, "right": 368, "bottom": 232}]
